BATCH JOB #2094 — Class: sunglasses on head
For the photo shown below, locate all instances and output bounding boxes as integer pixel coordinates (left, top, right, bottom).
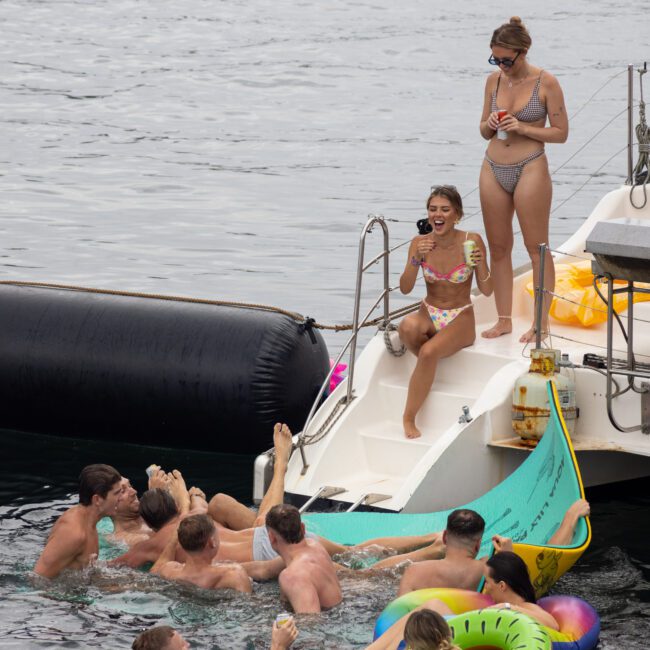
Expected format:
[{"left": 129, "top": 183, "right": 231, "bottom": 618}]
[{"left": 488, "top": 51, "right": 521, "bottom": 68}]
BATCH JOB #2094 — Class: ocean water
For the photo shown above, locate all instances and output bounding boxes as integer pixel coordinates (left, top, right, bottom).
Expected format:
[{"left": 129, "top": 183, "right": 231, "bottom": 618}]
[{"left": 1, "top": 0, "right": 649, "bottom": 647}]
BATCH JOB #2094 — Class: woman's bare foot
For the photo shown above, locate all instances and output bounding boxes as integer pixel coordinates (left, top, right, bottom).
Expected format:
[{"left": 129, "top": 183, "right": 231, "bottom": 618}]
[
  {"left": 273, "top": 422, "right": 293, "bottom": 467},
  {"left": 403, "top": 418, "right": 422, "bottom": 439},
  {"left": 519, "top": 325, "right": 548, "bottom": 344},
  {"left": 481, "top": 317, "right": 512, "bottom": 339}
]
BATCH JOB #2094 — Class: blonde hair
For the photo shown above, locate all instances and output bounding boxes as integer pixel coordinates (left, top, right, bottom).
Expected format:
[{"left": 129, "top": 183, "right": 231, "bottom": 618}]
[
  {"left": 490, "top": 16, "right": 532, "bottom": 52},
  {"left": 403, "top": 610, "right": 461, "bottom": 650}
]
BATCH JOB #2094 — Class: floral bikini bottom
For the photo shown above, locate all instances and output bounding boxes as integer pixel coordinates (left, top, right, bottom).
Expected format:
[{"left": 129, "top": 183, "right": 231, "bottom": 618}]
[{"left": 423, "top": 300, "right": 473, "bottom": 333}]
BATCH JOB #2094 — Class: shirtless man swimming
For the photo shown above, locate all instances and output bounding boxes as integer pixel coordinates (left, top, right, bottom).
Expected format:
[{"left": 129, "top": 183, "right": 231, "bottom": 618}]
[
  {"left": 113, "top": 467, "right": 441, "bottom": 570},
  {"left": 35, "top": 464, "right": 125, "bottom": 578},
  {"left": 151, "top": 513, "right": 251, "bottom": 593},
  {"left": 397, "top": 499, "right": 591, "bottom": 595},
  {"left": 108, "top": 477, "right": 152, "bottom": 547},
  {"left": 265, "top": 504, "right": 342, "bottom": 613},
  {"left": 397, "top": 508, "right": 487, "bottom": 595},
  {"left": 110, "top": 475, "right": 204, "bottom": 568}
]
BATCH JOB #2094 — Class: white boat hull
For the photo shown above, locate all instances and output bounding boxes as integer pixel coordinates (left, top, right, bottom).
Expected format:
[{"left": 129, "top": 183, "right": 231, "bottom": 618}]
[{"left": 284, "top": 186, "right": 650, "bottom": 513}]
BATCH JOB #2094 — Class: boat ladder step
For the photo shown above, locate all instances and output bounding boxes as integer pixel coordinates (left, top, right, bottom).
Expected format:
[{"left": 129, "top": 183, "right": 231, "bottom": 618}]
[
  {"left": 299, "top": 486, "right": 347, "bottom": 513},
  {"left": 346, "top": 493, "right": 392, "bottom": 512}
]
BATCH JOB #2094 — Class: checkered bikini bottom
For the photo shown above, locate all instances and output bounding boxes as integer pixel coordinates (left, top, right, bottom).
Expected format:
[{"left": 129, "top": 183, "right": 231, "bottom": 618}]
[{"left": 485, "top": 149, "right": 545, "bottom": 194}]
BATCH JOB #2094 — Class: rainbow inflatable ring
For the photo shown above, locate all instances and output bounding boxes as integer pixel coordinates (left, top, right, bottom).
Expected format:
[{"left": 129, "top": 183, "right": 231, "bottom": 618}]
[{"left": 373, "top": 588, "right": 600, "bottom": 650}]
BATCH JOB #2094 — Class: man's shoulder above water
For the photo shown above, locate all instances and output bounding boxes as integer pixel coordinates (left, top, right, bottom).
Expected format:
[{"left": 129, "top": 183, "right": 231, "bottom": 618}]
[{"left": 398, "top": 556, "right": 486, "bottom": 595}]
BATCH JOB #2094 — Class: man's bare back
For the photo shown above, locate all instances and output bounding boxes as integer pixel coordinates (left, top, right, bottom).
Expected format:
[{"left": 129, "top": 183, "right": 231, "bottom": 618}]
[
  {"left": 278, "top": 538, "right": 342, "bottom": 613},
  {"left": 157, "top": 559, "right": 251, "bottom": 593},
  {"left": 151, "top": 515, "right": 252, "bottom": 594},
  {"left": 35, "top": 506, "right": 101, "bottom": 577},
  {"left": 397, "top": 555, "right": 486, "bottom": 595}
]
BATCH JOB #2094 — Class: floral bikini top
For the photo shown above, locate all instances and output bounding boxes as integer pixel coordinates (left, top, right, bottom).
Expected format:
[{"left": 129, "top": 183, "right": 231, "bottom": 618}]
[
  {"left": 421, "top": 260, "right": 473, "bottom": 284},
  {"left": 420, "top": 233, "right": 474, "bottom": 284}
]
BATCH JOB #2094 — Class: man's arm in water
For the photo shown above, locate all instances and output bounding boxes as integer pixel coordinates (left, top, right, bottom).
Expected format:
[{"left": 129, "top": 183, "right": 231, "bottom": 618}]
[
  {"left": 151, "top": 531, "right": 179, "bottom": 575},
  {"left": 241, "top": 556, "right": 285, "bottom": 581},
  {"left": 34, "top": 523, "right": 85, "bottom": 579},
  {"left": 110, "top": 536, "right": 160, "bottom": 569}
]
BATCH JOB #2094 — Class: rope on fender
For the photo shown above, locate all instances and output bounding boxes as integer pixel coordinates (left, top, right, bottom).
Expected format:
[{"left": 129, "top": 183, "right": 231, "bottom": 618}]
[{"left": 0, "top": 280, "right": 419, "bottom": 333}]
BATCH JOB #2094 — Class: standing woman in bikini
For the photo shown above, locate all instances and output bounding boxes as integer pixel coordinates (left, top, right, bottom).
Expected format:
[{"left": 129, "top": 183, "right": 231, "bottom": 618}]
[
  {"left": 398, "top": 186, "right": 493, "bottom": 439},
  {"left": 479, "top": 17, "right": 568, "bottom": 342}
]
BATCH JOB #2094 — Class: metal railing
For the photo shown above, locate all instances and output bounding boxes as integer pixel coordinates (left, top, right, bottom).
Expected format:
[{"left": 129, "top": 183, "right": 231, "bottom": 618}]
[{"left": 296, "top": 215, "right": 392, "bottom": 474}]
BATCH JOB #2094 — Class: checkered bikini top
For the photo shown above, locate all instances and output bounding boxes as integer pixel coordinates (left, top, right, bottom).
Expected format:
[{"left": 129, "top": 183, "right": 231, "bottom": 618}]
[{"left": 491, "top": 71, "right": 547, "bottom": 123}]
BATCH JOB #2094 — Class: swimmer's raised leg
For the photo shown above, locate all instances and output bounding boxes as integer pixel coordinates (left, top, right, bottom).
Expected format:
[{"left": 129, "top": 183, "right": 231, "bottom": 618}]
[
  {"left": 208, "top": 493, "right": 257, "bottom": 531},
  {"left": 207, "top": 423, "right": 294, "bottom": 531},
  {"left": 253, "top": 423, "right": 293, "bottom": 527}
]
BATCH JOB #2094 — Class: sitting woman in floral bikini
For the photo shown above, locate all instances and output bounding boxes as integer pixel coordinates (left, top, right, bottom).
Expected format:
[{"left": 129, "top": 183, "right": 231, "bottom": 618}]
[{"left": 398, "top": 186, "right": 493, "bottom": 439}]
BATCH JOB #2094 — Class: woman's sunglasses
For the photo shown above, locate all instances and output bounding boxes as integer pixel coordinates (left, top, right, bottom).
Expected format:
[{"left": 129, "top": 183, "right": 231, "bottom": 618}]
[{"left": 488, "top": 51, "right": 521, "bottom": 68}]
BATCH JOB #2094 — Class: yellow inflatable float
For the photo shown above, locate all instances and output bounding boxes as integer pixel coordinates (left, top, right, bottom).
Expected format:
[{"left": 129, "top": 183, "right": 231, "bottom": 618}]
[{"left": 526, "top": 260, "right": 650, "bottom": 326}]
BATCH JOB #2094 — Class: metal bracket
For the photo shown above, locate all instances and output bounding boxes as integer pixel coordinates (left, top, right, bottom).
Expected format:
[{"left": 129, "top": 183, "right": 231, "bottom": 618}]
[
  {"left": 458, "top": 405, "right": 473, "bottom": 424},
  {"left": 346, "top": 493, "right": 391, "bottom": 512},
  {"left": 299, "top": 486, "right": 347, "bottom": 513}
]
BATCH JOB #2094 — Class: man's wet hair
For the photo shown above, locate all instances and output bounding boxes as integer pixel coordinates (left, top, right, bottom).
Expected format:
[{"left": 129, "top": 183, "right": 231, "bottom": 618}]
[
  {"left": 446, "top": 509, "right": 485, "bottom": 542},
  {"left": 132, "top": 625, "right": 175, "bottom": 650},
  {"left": 78, "top": 464, "right": 122, "bottom": 506},
  {"left": 139, "top": 488, "right": 179, "bottom": 531},
  {"left": 177, "top": 514, "right": 216, "bottom": 553},
  {"left": 266, "top": 504, "right": 304, "bottom": 544}
]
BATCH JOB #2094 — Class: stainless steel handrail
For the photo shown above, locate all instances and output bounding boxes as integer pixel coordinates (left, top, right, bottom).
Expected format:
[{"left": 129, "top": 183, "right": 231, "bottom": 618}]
[
  {"left": 297, "top": 215, "right": 391, "bottom": 474},
  {"left": 628, "top": 63, "right": 634, "bottom": 185}
]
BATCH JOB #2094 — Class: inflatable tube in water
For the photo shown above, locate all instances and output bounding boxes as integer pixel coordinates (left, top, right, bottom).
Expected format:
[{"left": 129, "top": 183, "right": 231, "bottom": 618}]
[
  {"left": 374, "top": 588, "right": 600, "bottom": 650},
  {"left": 373, "top": 589, "right": 491, "bottom": 641},
  {"left": 0, "top": 284, "right": 329, "bottom": 453},
  {"left": 538, "top": 595, "right": 600, "bottom": 650},
  {"left": 448, "top": 608, "right": 551, "bottom": 650}
]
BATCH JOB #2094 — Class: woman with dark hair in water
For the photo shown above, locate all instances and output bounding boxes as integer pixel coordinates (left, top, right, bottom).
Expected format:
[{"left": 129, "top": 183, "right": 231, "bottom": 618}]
[{"left": 479, "top": 16, "right": 568, "bottom": 342}]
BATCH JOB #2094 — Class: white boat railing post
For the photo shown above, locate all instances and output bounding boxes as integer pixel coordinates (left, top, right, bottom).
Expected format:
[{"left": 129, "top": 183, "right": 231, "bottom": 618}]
[
  {"left": 347, "top": 216, "right": 390, "bottom": 403},
  {"left": 297, "top": 215, "right": 391, "bottom": 475}
]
